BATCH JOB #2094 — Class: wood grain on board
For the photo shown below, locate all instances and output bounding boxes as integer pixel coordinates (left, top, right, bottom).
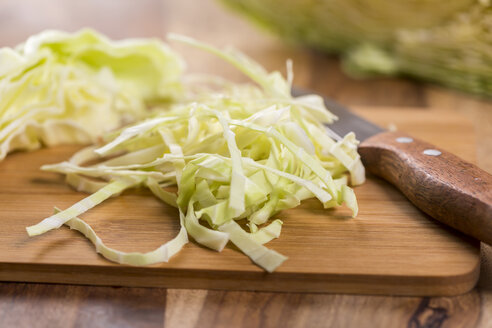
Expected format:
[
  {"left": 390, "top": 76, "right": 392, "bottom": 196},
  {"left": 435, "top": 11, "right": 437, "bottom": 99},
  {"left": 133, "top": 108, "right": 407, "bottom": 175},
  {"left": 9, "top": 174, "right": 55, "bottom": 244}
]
[{"left": 0, "top": 107, "right": 480, "bottom": 296}]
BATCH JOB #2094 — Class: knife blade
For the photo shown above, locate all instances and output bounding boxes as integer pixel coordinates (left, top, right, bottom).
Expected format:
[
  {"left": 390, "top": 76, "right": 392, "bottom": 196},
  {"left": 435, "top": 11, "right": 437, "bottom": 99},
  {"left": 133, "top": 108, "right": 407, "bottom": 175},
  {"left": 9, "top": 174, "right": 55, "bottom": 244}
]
[
  {"left": 320, "top": 96, "right": 384, "bottom": 142},
  {"left": 294, "top": 89, "right": 492, "bottom": 245}
]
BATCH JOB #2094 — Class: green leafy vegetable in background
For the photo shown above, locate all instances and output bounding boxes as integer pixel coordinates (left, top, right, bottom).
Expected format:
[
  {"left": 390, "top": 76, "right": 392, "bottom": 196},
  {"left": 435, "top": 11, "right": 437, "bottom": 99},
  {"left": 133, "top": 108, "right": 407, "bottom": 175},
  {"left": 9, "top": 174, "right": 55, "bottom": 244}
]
[
  {"left": 26, "top": 34, "right": 365, "bottom": 272},
  {"left": 220, "top": 0, "right": 492, "bottom": 96},
  {"left": 0, "top": 29, "right": 184, "bottom": 161}
]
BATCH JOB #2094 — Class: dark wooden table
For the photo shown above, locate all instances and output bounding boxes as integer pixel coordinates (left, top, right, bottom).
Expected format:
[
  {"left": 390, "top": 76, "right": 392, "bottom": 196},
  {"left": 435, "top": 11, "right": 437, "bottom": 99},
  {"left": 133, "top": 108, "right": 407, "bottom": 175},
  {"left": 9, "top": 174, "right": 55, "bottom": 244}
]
[{"left": 0, "top": 1, "right": 491, "bottom": 327}]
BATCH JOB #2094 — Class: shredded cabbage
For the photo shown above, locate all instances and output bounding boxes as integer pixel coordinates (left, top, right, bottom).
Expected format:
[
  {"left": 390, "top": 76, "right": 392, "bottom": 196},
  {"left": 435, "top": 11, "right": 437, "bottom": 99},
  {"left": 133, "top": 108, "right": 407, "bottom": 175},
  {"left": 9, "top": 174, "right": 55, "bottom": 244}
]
[
  {"left": 25, "top": 33, "right": 365, "bottom": 272},
  {"left": 0, "top": 29, "right": 184, "bottom": 161},
  {"left": 55, "top": 207, "right": 189, "bottom": 266}
]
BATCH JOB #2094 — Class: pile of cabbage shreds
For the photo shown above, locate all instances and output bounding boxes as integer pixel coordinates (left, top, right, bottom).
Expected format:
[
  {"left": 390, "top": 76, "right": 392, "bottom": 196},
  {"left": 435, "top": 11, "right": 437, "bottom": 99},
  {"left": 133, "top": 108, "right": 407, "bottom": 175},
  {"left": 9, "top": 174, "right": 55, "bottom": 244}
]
[{"left": 24, "top": 32, "right": 365, "bottom": 272}]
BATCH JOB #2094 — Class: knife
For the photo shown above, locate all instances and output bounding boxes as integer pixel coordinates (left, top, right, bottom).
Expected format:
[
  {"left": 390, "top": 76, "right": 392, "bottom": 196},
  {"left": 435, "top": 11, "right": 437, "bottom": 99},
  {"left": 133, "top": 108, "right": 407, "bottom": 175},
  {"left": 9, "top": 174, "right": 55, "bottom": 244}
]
[{"left": 298, "top": 91, "right": 492, "bottom": 245}]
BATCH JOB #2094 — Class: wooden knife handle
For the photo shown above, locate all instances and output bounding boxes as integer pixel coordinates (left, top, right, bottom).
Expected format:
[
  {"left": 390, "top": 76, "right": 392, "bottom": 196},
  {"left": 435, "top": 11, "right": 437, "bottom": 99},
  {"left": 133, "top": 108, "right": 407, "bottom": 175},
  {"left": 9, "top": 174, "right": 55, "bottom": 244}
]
[{"left": 359, "top": 131, "right": 492, "bottom": 244}]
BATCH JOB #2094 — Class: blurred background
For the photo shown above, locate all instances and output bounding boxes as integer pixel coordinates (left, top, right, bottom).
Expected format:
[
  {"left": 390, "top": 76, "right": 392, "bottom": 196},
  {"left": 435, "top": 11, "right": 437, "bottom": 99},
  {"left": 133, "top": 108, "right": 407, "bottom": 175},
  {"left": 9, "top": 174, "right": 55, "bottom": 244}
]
[{"left": 2, "top": 0, "right": 491, "bottom": 95}]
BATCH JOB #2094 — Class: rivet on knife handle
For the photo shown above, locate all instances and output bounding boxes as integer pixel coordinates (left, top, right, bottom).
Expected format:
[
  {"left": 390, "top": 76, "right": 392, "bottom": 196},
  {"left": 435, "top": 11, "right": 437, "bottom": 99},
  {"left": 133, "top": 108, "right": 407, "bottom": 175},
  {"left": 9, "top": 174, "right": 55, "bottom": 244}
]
[{"left": 358, "top": 131, "right": 492, "bottom": 245}]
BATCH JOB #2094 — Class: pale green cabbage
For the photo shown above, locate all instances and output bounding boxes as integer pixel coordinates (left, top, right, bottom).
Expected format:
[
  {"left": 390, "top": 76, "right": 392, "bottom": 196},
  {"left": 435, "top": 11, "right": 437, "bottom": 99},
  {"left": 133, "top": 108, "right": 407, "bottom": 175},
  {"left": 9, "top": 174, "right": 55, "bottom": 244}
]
[
  {"left": 0, "top": 29, "right": 184, "bottom": 161},
  {"left": 221, "top": 0, "right": 492, "bottom": 96},
  {"left": 26, "top": 34, "right": 364, "bottom": 272}
]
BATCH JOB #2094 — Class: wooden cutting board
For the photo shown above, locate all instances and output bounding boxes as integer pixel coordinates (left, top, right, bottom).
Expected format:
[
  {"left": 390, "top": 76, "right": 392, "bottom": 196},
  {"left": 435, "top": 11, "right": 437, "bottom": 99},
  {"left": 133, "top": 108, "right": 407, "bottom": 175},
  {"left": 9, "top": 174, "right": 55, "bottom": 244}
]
[{"left": 0, "top": 107, "right": 480, "bottom": 296}]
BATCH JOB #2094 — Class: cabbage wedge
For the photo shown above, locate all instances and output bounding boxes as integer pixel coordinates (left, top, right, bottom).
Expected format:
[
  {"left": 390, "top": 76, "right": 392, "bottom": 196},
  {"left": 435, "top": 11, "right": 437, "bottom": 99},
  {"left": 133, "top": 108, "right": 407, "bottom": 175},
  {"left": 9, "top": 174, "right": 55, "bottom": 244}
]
[{"left": 0, "top": 29, "right": 184, "bottom": 161}]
